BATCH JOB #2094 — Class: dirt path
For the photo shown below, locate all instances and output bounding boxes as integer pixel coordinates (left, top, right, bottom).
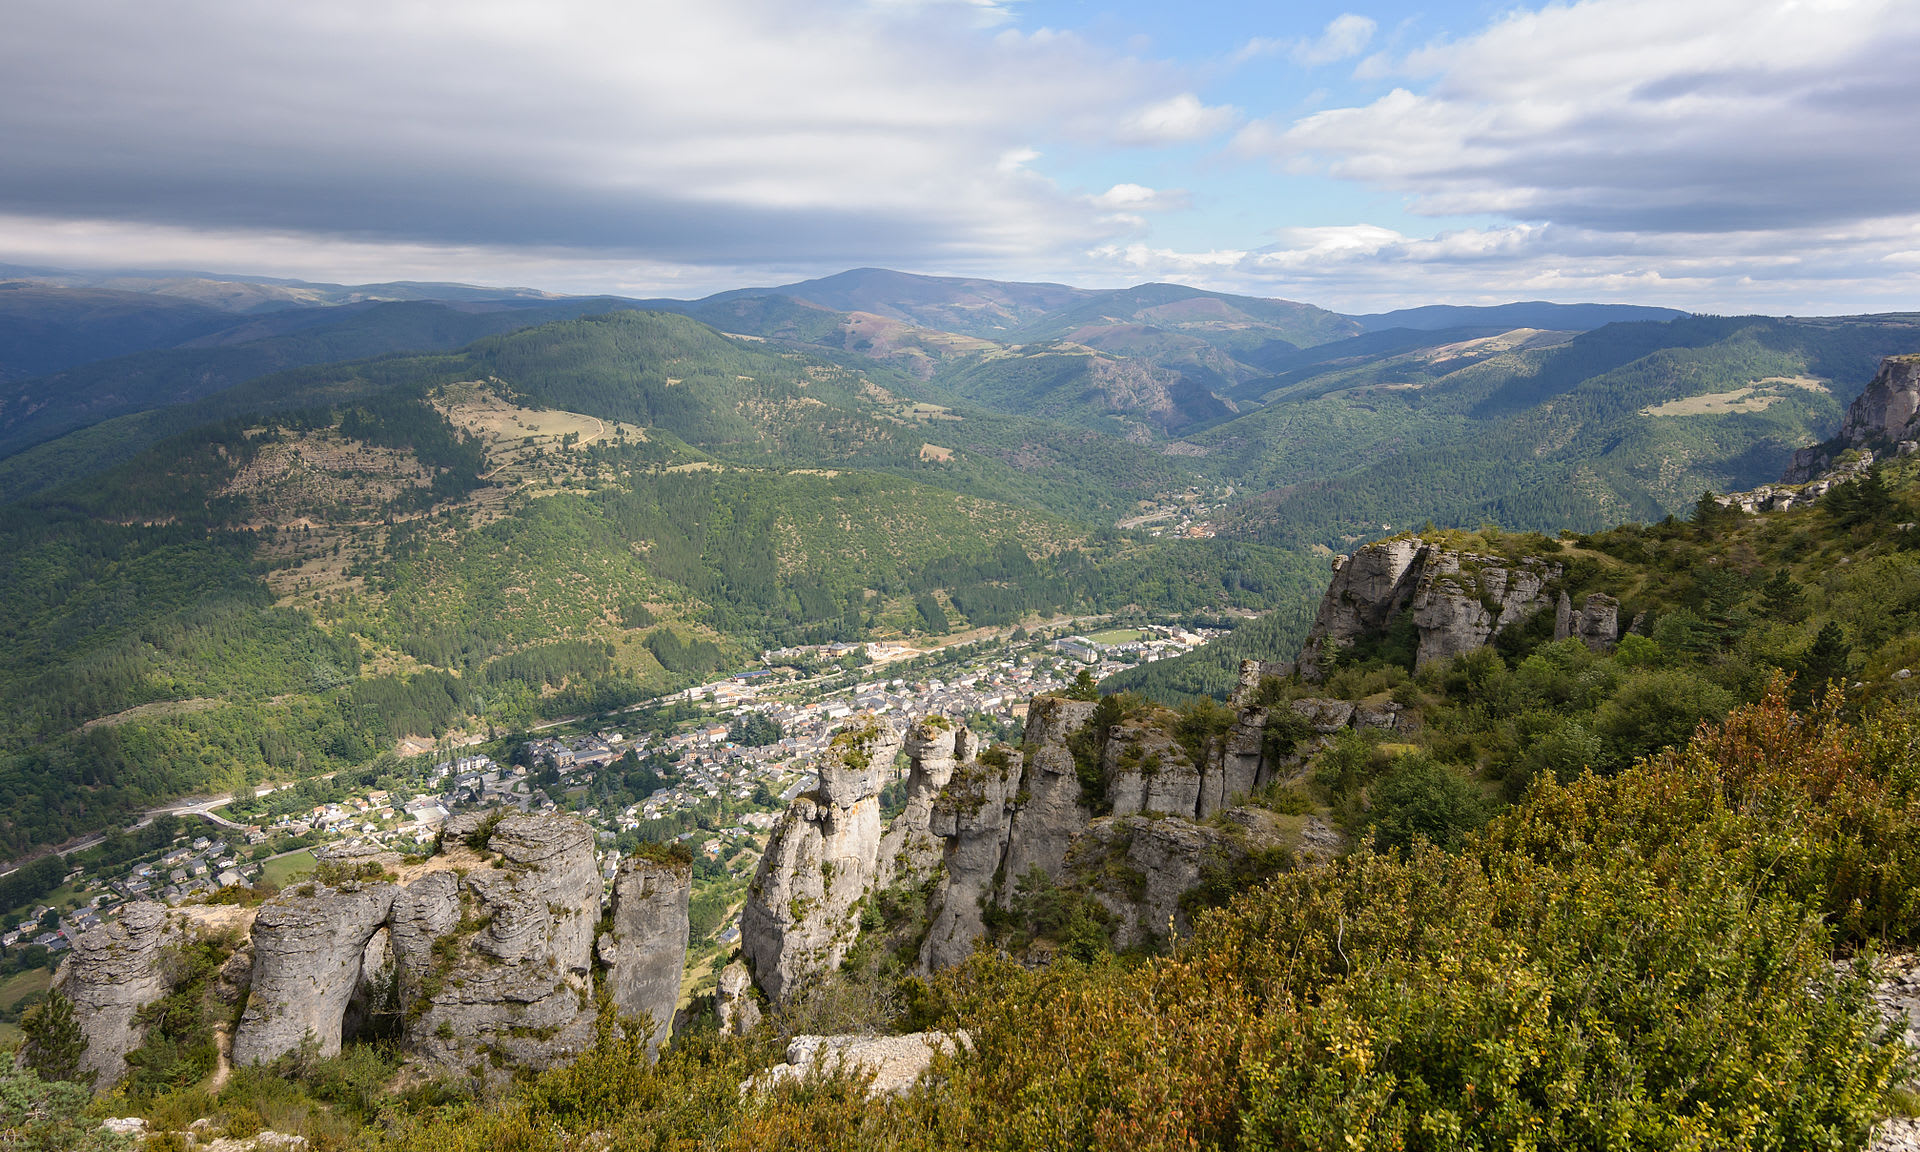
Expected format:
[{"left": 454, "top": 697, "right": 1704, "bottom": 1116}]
[{"left": 210, "top": 1023, "right": 233, "bottom": 1092}]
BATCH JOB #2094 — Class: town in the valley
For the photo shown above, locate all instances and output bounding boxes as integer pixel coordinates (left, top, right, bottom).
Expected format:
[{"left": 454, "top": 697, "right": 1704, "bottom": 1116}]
[{"left": 0, "top": 618, "right": 1220, "bottom": 1023}]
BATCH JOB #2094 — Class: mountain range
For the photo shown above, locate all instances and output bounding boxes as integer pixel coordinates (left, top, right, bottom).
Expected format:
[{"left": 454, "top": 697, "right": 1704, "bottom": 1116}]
[{"left": 1, "top": 261, "right": 1917, "bottom": 854}]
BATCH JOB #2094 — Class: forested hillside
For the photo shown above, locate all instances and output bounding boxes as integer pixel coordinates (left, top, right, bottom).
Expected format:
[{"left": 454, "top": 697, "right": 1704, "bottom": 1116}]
[
  {"left": 27, "top": 446, "right": 1920, "bottom": 1152},
  {"left": 0, "top": 310, "right": 1320, "bottom": 857}
]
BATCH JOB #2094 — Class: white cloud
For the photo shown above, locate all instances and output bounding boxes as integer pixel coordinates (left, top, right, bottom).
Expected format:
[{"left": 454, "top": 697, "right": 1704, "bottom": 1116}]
[
  {"left": 0, "top": 0, "right": 1178, "bottom": 277},
  {"left": 1115, "top": 93, "right": 1240, "bottom": 144},
  {"left": 1074, "top": 214, "right": 1920, "bottom": 314},
  {"left": 1235, "top": 14, "right": 1376, "bottom": 67},
  {"left": 1294, "top": 14, "right": 1377, "bottom": 66},
  {"left": 1090, "top": 184, "right": 1189, "bottom": 212},
  {"left": 1244, "top": 0, "right": 1920, "bottom": 234}
]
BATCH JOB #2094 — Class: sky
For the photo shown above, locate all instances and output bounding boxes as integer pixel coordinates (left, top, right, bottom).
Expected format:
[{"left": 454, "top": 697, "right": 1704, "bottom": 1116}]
[{"left": 3, "top": 0, "right": 1919, "bottom": 312}]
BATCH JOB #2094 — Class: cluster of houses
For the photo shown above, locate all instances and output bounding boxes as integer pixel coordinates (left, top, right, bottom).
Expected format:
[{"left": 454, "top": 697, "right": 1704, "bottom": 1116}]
[
  {"left": 110, "top": 835, "right": 252, "bottom": 903},
  {"left": 1051, "top": 624, "right": 1219, "bottom": 668},
  {"left": 18, "top": 618, "right": 1228, "bottom": 956}
]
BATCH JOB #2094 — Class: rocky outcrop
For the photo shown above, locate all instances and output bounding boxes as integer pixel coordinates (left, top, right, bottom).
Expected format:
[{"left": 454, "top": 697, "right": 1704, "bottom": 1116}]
[
  {"left": 918, "top": 745, "right": 1025, "bottom": 972},
  {"left": 748, "top": 1031, "right": 968, "bottom": 1098},
  {"left": 401, "top": 812, "right": 603, "bottom": 1078},
  {"left": 599, "top": 856, "right": 692, "bottom": 1055},
  {"left": 56, "top": 901, "right": 181, "bottom": 1089},
  {"left": 1297, "top": 537, "right": 1563, "bottom": 679},
  {"left": 217, "top": 812, "right": 684, "bottom": 1082},
  {"left": 997, "top": 697, "right": 1097, "bottom": 892},
  {"left": 910, "top": 686, "right": 1340, "bottom": 972},
  {"left": 741, "top": 721, "right": 904, "bottom": 1003},
  {"left": 1074, "top": 807, "right": 1301, "bottom": 950},
  {"left": 715, "top": 960, "right": 762, "bottom": 1036},
  {"left": 1296, "top": 538, "right": 1428, "bottom": 679},
  {"left": 1787, "top": 356, "right": 1920, "bottom": 483},
  {"left": 1409, "top": 550, "right": 1562, "bottom": 667},
  {"left": 1554, "top": 591, "right": 1620, "bottom": 651},
  {"left": 232, "top": 882, "right": 398, "bottom": 1065},
  {"left": 876, "top": 719, "right": 972, "bottom": 888}
]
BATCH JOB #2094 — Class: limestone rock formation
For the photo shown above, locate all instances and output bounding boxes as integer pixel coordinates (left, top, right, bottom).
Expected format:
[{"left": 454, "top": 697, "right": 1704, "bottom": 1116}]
[
  {"left": 598, "top": 855, "right": 692, "bottom": 1055},
  {"left": 715, "top": 960, "right": 762, "bottom": 1036},
  {"left": 1297, "top": 537, "right": 1562, "bottom": 679},
  {"left": 232, "top": 882, "right": 398, "bottom": 1065},
  {"left": 876, "top": 718, "right": 972, "bottom": 888},
  {"left": 1554, "top": 591, "right": 1620, "bottom": 651},
  {"left": 400, "top": 812, "right": 602, "bottom": 1076},
  {"left": 1409, "top": 550, "right": 1561, "bottom": 667},
  {"left": 1296, "top": 538, "right": 1427, "bottom": 679},
  {"left": 996, "top": 697, "right": 1096, "bottom": 891},
  {"left": 741, "top": 720, "right": 904, "bottom": 1002},
  {"left": 216, "top": 812, "right": 685, "bottom": 1081},
  {"left": 56, "top": 901, "right": 181, "bottom": 1089},
  {"left": 918, "top": 744, "right": 1025, "bottom": 972},
  {"left": 1074, "top": 807, "right": 1298, "bottom": 949},
  {"left": 1787, "top": 355, "right": 1920, "bottom": 483},
  {"left": 912, "top": 686, "right": 1338, "bottom": 973},
  {"left": 748, "top": 1031, "right": 968, "bottom": 1098}
]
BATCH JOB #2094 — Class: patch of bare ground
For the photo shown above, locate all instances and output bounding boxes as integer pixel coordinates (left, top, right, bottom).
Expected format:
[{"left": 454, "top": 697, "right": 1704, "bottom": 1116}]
[{"left": 79, "top": 697, "right": 222, "bottom": 732}]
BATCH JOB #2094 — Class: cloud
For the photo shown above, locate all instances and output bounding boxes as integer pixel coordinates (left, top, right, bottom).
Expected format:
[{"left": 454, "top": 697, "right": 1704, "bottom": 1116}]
[
  {"left": 1115, "top": 93, "right": 1239, "bottom": 144},
  {"left": 0, "top": 0, "right": 1175, "bottom": 281},
  {"left": 1076, "top": 213, "right": 1920, "bottom": 314},
  {"left": 1090, "top": 184, "right": 1189, "bottom": 212},
  {"left": 1241, "top": 0, "right": 1920, "bottom": 234},
  {"left": 1235, "top": 14, "right": 1376, "bottom": 67}
]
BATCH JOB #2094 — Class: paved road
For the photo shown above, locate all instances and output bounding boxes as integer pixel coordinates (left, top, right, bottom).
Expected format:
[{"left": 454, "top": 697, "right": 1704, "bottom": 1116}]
[{"left": 0, "top": 784, "right": 283, "bottom": 876}]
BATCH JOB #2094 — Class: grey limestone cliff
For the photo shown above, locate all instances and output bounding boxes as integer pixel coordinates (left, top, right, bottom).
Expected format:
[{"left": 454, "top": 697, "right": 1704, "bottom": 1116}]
[
  {"left": 216, "top": 811, "right": 685, "bottom": 1080},
  {"left": 740, "top": 720, "right": 904, "bottom": 1002},
  {"left": 1787, "top": 355, "right": 1920, "bottom": 483},
  {"left": 1297, "top": 537, "right": 1564, "bottom": 679},
  {"left": 598, "top": 856, "right": 692, "bottom": 1055},
  {"left": 55, "top": 901, "right": 181, "bottom": 1089},
  {"left": 232, "top": 882, "right": 398, "bottom": 1065},
  {"left": 917, "top": 744, "right": 1024, "bottom": 972},
  {"left": 399, "top": 812, "right": 603, "bottom": 1077},
  {"left": 876, "top": 718, "right": 972, "bottom": 888}
]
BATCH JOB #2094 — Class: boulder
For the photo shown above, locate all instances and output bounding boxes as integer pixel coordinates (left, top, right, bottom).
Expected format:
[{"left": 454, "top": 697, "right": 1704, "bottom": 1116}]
[
  {"left": 715, "top": 960, "right": 762, "bottom": 1037},
  {"left": 1291, "top": 697, "right": 1356, "bottom": 734},
  {"left": 748, "top": 1031, "right": 968, "bottom": 1098}
]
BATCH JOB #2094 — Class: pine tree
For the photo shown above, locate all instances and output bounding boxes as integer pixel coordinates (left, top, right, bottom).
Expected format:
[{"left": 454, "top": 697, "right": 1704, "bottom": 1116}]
[
  {"left": 1066, "top": 669, "right": 1100, "bottom": 701},
  {"left": 18, "top": 990, "right": 90, "bottom": 1086},
  {"left": 1800, "top": 621, "right": 1853, "bottom": 701},
  {"left": 1758, "top": 569, "right": 1809, "bottom": 624}
]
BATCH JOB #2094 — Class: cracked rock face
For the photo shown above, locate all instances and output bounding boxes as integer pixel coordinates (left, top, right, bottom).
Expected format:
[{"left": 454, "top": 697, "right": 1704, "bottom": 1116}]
[
  {"left": 918, "top": 744, "right": 1023, "bottom": 973},
  {"left": 1786, "top": 356, "right": 1920, "bottom": 484},
  {"left": 598, "top": 856, "right": 691, "bottom": 1055},
  {"left": 1296, "top": 538, "right": 1563, "bottom": 679},
  {"left": 401, "top": 813, "right": 602, "bottom": 1078},
  {"left": 56, "top": 901, "right": 180, "bottom": 1090},
  {"left": 232, "top": 882, "right": 398, "bottom": 1065},
  {"left": 741, "top": 721, "right": 904, "bottom": 1003},
  {"left": 219, "top": 812, "right": 684, "bottom": 1082},
  {"left": 877, "top": 720, "right": 972, "bottom": 889}
]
